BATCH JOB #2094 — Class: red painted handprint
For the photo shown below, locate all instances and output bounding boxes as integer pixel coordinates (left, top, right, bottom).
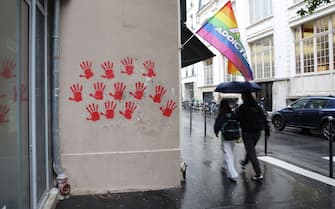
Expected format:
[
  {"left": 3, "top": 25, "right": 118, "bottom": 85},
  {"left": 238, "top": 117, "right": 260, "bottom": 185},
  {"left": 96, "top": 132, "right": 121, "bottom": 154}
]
[
  {"left": 68, "top": 83, "right": 83, "bottom": 102},
  {"left": 160, "top": 100, "right": 177, "bottom": 117},
  {"left": 13, "top": 84, "right": 28, "bottom": 102},
  {"left": 130, "top": 82, "right": 146, "bottom": 100},
  {"left": 149, "top": 85, "right": 166, "bottom": 103},
  {"left": 121, "top": 57, "right": 134, "bottom": 75},
  {"left": 101, "top": 101, "right": 117, "bottom": 119},
  {"left": 89, "top": 82, "right": 106, "bottom": 100},
  {"left": 119, "top": 101, "right": 137, "bottom": 120},
  {"left": 109, "top": 82, "right": 126, "bottom": 101},
  {"left": 0, "top": 94, "right": 6, "bottom": 99},
  {"left": 142, "top": 60, "right": 156, "bottom": 78},
  {"left": 0, "top": 104, "right": 9, "bottom": 123},
  {"left": 86, "top": 103, "right": 100, "bottom": 121},
  {"left": 101, "top": 61, "right": 115, "bottom": 79},
  {"left": 79, "top": 60, "right": 94, "bottom": 79},
  {"left": 1, "top": 60, "right": 16, "bottom": 79}
]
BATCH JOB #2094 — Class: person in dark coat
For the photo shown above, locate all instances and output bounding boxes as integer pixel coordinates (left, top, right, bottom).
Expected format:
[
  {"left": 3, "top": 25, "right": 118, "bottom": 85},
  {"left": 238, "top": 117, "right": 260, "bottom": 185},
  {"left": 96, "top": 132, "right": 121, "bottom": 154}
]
[{"left": 236, "top": 91, "right": 270, "bottom": 181}]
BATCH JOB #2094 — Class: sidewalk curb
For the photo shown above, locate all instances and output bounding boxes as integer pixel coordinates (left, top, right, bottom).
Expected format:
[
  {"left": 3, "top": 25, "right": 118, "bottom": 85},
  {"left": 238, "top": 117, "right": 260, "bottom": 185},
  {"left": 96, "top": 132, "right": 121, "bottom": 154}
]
[{"left": 41, "top": 188, "right": 59, "bottom": 209}]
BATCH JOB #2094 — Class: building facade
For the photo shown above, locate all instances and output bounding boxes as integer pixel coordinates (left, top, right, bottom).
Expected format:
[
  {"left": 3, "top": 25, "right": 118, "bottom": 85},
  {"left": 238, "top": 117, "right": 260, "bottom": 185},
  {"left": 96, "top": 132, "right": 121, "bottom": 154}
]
[
  {"left": 182, "top": 0, "right": 335, "bottom": 112},
  {"left": 1, "top": 0, "right": 181, "bottom": 208}
]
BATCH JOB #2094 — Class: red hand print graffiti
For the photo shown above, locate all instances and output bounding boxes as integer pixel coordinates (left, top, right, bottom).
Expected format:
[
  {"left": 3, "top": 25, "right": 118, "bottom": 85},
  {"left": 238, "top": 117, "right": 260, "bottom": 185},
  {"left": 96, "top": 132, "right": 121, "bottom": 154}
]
[
  {"left": 130, "top": 82, "right": 146, "bottom": 100},
  {"left": 160, "top": 100, "right": 177, "bottom": 117},
  {"left": 86, "top": 103, "right": 100, "bottom": 121},
  {"left": 101, "top": 100, "right": 117, "bottom": 119},
  {"left": 0, "top": 94, "right": 6, "bottom": 99},
  {"left": 0, "top": 104, "right": 9, "bottom": 123},
  {"left": 89, "top": 82, "right": 106, "bottom": 100},
  {"left": 13, "top": 84, "right": 28, "bottom": 102},
  {"left": 1, "top": 60, "right": 16, "bottom": 79},
  {"left": 80, "top": 60, "right": 94, "bottom": 79},
  {"left": 109, "top": 82, "right": 126, "bottom": 101},
  {"left": 101, "top": 61, "right": 115, "bottom": 79},
  {"left": 142, "top": 60, "right": 156, "bottom": 78},
  {"left": 120, "top": 57, "right": 134, "bottom": 75},
  {"left": 149, "top": 85, "right": 166, "bottom": 103},
  {"left": 119, "top": 101, "right": 137, "bottom": 120},
  {"left": 68, "top": 83, "right": 83, "bottom": 102}
]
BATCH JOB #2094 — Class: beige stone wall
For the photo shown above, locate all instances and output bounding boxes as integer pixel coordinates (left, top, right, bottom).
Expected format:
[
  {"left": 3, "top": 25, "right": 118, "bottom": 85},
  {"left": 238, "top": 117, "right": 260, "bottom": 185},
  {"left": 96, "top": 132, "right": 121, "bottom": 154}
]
[{"left": 59, "top": 0, "right": 181, "bottom": 194}]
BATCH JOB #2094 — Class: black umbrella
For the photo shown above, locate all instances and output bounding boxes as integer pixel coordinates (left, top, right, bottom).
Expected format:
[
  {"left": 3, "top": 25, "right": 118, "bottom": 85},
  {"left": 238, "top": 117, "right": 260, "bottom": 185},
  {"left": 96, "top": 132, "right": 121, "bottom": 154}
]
[{"left": 214, "top": 81, "right": 261, "bottom": 93}]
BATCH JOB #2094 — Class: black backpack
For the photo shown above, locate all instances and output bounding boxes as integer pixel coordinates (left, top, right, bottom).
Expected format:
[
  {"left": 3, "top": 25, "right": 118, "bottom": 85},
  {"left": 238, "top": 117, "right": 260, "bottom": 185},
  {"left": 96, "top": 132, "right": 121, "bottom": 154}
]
[{"left": 221, "top": 113, "right": 240, "bottom": 141}]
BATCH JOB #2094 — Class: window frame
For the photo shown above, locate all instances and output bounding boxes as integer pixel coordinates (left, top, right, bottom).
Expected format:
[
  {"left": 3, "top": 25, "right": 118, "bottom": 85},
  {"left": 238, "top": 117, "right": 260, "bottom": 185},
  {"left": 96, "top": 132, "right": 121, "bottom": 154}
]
[
  {"left": 291, "top": 99, "right": 309, "bottom": 110},
  {"left": 294, "top": 15, "right": 335, "bottom": 75},
  {"left": 249, "top": 36, "right": 275, "bottom": 80},
  {"left": 249, "top": 0, "right": 272, "bottom": 24},
  {"left": 203, "top": 58, "right": 213, "bottom": 85}
]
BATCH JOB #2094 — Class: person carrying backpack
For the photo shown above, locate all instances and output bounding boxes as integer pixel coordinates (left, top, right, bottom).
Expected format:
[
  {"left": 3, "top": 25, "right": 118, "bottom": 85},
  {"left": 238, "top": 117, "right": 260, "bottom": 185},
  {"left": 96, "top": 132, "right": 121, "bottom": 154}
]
[
  {"left": 236, "top": 91, "right": 270, "bottom": 181},
  {"left": 214, "top": 99, "right": 239, "bottom": 182}
]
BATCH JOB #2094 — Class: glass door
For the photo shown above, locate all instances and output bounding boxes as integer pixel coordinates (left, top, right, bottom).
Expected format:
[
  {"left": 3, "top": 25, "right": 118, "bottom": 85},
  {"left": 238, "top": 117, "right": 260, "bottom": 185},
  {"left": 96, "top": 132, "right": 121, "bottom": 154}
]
[
  {"left": 30, "top": 0, "right": 50, "bottom": 208},
  {"left": 0, "top": 0, "right": 30, "bottom": 208}
]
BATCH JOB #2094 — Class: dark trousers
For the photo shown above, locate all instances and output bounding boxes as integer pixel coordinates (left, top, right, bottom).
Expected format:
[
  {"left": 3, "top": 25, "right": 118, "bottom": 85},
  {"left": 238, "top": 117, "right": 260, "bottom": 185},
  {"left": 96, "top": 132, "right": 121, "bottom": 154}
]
[{"left": 242, "top": 131, "right": 262, "bottom": 176}]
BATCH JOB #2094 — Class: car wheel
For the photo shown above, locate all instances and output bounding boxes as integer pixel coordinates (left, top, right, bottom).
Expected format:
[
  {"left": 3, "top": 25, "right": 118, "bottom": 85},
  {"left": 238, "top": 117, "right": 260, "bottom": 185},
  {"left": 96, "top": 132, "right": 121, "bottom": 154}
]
[
  {"left": 321, "top": 122, "right": 335, "bottom": 140},
  {"left": 273, "top": 116, "right": 285, "bottom": 131}
]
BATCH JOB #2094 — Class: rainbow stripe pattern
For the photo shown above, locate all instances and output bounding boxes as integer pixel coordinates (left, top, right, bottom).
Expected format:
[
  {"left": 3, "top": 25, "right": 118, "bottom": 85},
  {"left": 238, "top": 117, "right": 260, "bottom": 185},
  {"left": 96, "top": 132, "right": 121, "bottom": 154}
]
[
  {"left": 196, "top": 0, "right": 253, "bottom": 80},
  {"left": 227, "top": 60, "right": 240, "bottom": 75}
]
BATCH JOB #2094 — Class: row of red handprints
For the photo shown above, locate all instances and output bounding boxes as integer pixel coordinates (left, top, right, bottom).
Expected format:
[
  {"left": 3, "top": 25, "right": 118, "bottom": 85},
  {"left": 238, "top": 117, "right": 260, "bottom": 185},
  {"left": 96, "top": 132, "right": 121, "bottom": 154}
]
[
  {"left": 0, "top": 84, "right": 28, "bottom": 102},
  {"left": 79, "top": 58, "right": 156, "bottom": 80},
  {"left": 69, "top": 82, "right": 166, "bottom": 103},
  {"left": 86, "top": 100, "right": 176, "bottom": 121}
]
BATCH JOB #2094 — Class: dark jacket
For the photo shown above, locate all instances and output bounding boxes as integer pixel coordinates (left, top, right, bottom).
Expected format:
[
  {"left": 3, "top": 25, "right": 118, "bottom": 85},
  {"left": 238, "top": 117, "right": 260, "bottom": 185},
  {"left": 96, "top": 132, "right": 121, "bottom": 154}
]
[
  {"left": 236, "top": 100, "right": 270, "bottom": 135},
  {"left": 214, "top": 110, "right": 234, "bottom": 137}
]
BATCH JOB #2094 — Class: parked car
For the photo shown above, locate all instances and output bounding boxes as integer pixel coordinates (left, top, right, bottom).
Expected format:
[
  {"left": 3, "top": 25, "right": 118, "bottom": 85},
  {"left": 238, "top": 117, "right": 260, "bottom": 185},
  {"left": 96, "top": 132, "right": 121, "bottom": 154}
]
[{"left": 271, "top": 96, "right": 335, "bottom": 139}]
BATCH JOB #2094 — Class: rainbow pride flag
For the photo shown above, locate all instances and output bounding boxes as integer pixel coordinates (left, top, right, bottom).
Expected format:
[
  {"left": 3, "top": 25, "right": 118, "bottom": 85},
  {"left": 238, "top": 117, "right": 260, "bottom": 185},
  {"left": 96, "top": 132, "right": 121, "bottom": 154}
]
[
  {"left": 227, "top": 60, "right": 240, "bottom": 75},
  {"left": 196, "top": 0, "right": 253, "bottom": 81}
]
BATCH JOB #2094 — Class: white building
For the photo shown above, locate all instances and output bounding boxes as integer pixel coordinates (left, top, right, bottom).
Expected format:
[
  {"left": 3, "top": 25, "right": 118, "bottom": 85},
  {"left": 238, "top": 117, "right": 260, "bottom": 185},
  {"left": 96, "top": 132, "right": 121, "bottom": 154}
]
[{"left": 182, "top": 0, "right": 335, "bottom": 112}]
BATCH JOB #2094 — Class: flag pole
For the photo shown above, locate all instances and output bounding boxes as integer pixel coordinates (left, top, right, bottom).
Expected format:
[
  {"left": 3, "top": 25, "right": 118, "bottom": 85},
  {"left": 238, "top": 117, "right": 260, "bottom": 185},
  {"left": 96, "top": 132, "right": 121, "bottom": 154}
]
[
  {"left": 181, "top": 17, "right": 210, "bottom": 49},
  {"left": 181, "top": 33, "right": 196, "bottom": 49}
]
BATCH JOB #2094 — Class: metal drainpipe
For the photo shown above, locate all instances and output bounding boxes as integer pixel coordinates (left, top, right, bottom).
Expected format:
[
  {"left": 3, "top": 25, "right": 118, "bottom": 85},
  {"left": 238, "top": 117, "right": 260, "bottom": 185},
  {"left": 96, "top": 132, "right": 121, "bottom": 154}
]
[{"left": 52, "top": 0, "right": 71, "bottom": 196}]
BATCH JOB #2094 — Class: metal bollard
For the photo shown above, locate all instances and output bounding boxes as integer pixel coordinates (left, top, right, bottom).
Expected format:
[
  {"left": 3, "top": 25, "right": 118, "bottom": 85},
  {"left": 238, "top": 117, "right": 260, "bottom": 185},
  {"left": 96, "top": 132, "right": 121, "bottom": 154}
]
[
  {"left": 264, "top": 135, "right": 268, "bottom": 156},
  {"left": 204, "top": 107, "right": 207, "bottom": 137},
  {"left": 328, "top": 116, "right": 334, "bottom": 178},
  {"left": 190, "top": 105, "right": 193, "bottom": 133},
  {"left": 264, "top": 117, "right": 268, "bottom": 155}
]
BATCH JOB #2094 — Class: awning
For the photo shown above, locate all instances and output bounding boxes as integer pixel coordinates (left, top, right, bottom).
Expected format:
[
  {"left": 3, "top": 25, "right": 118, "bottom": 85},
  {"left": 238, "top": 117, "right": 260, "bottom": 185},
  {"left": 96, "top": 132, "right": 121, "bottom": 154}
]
[{"left": 181, "top": 24, "right": 215, "bottom": 68}]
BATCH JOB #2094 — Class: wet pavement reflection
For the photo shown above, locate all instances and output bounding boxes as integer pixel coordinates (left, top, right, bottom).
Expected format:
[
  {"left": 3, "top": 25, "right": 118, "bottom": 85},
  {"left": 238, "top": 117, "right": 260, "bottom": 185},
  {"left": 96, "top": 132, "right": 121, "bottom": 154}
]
[{"left": 56, "top": 110, "right": 335, "bottom": 209}]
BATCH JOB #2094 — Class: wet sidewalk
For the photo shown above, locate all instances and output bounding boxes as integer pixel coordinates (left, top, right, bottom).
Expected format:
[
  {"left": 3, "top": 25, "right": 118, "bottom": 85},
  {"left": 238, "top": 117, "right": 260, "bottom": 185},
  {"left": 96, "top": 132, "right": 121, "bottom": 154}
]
[{"left": 55, "top": 111, "right": 335, "bottom": 209}]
